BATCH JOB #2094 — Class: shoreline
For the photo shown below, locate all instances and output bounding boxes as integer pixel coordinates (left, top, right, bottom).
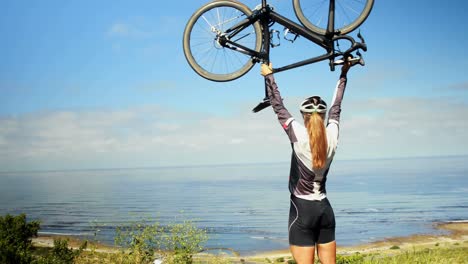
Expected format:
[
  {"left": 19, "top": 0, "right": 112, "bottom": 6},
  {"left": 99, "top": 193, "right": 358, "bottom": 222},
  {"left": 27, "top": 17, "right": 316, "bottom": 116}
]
[
  {"left": 32, "top": 220, "right": 468, "bottom": 260},
  {"left": 32, "top": 234, "right": 118, "bottom": 253},
  {"left": 247, "top": 220, "right": 468, "bottom": 260}
]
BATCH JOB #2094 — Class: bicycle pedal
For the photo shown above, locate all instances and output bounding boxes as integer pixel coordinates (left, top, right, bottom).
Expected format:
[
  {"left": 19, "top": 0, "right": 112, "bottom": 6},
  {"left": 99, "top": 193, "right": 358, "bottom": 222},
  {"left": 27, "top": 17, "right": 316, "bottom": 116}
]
[
  {"left": 270, "top": 29, "right": 281, "bottom": 48},
  {"left": 284, "top": 28, "right": 299, "bottom": 43}
]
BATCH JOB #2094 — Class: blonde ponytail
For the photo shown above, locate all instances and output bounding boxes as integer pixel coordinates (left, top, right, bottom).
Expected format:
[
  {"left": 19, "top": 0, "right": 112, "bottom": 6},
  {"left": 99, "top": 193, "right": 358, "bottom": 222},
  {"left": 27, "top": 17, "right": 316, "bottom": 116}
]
[{"left": 304, "top": 113, "right": 328, "bottom": 169}]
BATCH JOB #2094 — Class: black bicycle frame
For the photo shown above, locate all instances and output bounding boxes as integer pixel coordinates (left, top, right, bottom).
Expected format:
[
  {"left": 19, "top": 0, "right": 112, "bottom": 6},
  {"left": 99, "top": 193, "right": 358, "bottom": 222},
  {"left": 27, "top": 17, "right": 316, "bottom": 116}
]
[
  {"left": 218, "top": 0, "right": 367, "bottom": 112},
  {"left": 220, "top": 0, "right": 366, "bottom": 74}
]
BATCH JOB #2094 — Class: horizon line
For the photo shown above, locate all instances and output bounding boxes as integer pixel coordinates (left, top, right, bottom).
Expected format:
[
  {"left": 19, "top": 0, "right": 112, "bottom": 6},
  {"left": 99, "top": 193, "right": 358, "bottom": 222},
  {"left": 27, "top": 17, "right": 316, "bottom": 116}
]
[{"left": 1, "top": 154, "right": 467, "bottom": 174}]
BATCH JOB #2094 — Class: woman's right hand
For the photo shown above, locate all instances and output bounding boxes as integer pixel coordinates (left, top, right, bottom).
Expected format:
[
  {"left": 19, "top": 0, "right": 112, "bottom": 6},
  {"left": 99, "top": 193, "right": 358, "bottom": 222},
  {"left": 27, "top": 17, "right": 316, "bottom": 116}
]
[{"left": 261, "top": 63, "right": 273, "bottom": 76}]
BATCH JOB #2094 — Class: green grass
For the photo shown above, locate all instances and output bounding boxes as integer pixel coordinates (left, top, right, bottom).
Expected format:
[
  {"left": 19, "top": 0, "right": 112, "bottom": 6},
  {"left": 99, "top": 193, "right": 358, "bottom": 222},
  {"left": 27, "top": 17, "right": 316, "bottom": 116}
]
[
  {"left": 331, "top": 247, "right": 468, "bottom": 264},
  {"left": 31, "top": 242, "right": 468, "bottom": 264}
]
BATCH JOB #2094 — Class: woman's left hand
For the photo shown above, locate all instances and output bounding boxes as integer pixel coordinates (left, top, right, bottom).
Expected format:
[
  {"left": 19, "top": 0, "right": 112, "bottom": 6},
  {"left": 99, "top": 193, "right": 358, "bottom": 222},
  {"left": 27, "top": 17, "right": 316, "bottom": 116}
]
[{"left": 342, "top": 57, "right": 352, "bottom": 74}]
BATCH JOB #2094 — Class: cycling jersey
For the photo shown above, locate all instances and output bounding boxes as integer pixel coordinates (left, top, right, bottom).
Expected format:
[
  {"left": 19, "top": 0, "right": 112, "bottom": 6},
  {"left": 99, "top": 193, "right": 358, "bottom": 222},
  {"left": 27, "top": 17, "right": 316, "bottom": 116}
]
[{"left": 265, "top": 73, "right": 347, "bottom": 201}]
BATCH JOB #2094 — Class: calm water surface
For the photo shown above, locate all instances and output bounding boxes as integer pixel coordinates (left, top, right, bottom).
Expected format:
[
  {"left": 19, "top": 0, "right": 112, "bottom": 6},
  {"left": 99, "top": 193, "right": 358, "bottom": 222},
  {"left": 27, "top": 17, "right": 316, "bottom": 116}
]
[{"left": 1, "top": 156, "right": 467, "bottom": 255}]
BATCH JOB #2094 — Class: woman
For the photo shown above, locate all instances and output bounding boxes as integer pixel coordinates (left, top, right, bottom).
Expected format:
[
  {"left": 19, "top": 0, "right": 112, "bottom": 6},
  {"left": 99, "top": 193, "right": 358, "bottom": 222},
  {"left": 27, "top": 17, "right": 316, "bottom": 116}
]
[{"left": 260, "top": 61, "right": 351, "bottom": 264}]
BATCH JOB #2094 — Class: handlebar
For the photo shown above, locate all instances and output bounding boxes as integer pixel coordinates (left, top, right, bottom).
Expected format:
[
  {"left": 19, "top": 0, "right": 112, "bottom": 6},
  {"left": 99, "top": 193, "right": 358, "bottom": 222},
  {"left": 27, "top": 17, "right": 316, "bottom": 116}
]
[
  {"left": 329, "top": 33, "right": 367, "bottom": 71},
  {"left": 333, "top": 34, "right": 367, "bottom": 53}
]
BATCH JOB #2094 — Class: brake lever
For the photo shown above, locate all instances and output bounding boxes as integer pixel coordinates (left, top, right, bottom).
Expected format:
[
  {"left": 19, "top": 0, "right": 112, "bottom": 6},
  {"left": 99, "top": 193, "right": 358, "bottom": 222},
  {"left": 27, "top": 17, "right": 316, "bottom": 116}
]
[
  {"left": 333, "top": 56, "right": 365, "bottom": 67},
  {"left": 357, "top": 31, "right": 365, "bottom": 44}
]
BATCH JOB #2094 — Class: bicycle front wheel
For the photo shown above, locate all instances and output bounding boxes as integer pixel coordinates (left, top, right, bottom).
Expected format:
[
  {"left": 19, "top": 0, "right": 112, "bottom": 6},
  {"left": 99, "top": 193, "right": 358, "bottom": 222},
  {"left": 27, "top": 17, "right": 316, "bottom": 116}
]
[
  {"left": 293, "top": 0, "right": 374, "bottom": 35},
  {"left": 183, "top": 0, "right": 262, "bottom": 82}
]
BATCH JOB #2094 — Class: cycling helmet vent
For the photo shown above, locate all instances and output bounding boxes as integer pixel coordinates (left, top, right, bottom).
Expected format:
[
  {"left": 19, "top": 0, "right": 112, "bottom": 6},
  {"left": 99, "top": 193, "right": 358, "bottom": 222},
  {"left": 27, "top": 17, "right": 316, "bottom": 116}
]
[{"left": 300, "top": 96, "right": 327, "bottom": 114}]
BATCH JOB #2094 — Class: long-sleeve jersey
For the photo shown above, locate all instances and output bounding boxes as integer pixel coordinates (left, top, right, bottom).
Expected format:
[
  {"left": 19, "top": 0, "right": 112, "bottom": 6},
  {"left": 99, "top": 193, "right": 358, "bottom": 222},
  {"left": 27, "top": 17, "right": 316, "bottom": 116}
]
[{"left": 265, "top": 73, "right": 347, "bottom": 201}]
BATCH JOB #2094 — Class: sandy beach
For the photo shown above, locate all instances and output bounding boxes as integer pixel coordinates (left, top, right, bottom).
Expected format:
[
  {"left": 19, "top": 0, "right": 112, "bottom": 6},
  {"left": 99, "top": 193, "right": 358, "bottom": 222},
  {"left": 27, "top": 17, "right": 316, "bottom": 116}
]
[
  {"left": 244, "top": 221, "right": 468, "bottom": 263},
  {"left": 32, "top": 220, "right": 468, "bottom": 263}
]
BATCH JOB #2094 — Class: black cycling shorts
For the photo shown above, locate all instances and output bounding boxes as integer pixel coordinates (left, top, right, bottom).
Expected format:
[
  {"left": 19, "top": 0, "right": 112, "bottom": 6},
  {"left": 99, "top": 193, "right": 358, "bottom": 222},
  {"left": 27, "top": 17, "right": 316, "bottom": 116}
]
[{"left": 288, "top": 194, "right": 336, "bottom": 246}]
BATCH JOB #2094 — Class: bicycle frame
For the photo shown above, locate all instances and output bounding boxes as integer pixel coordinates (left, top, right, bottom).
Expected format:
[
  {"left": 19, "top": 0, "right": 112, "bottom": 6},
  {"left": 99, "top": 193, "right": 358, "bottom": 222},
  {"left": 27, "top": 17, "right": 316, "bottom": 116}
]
[{"left": 219, "top": 0, "right": 366, "bottom": 74}]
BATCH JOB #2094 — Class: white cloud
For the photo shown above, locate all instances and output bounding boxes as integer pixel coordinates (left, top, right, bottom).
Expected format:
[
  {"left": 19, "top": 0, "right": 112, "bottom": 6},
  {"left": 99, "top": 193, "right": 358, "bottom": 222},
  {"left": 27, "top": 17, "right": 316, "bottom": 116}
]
[
  {"left": 448, "top": 82, "right": 468, "bottom": 91},
  {"left": 338, "top": 97, "right": 468, "bottom": 159},
  {"left": 134, "top": 80, "right": 176, "bottom": 93},
  {"left": 108, "top": 23, "right": 131, "bottom": 36},
  {"left": 229, "top": 138, "right": 245, "bottom": 145},
  {"left": 0, "top": 96, "right": 467, "bottom": 171},
  {"left": 107, "top": 22, "right": 153, "bottom": 38}
]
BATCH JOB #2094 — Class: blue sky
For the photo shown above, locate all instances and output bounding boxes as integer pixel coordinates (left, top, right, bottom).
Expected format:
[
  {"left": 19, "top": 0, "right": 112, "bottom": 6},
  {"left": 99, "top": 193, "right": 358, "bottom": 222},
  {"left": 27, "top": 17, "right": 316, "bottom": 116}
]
[{"left": 1, "top": 0, "right": 467, "bottom": 171}]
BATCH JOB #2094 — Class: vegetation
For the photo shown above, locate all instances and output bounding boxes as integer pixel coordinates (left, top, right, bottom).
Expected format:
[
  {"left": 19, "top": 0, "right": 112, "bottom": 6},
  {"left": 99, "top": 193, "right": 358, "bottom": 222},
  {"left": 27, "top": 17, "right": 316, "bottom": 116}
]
[
  {"left": 0, "top": 214, "right": 40, "bottom": 264},
  {"left": 0, "top": 213, "right": 218, "bottom": 264},
  {"left": 307, "top": 247, "right": 468, "bottom": 264},
  {"left": 36, "top": 239, "right": 87, "bottom": 264},
  {"left": 1, "top": 213, "right": 467, "bottom": 264},
  {"left": 261, "top": 247, "right": 468, "bottom": 264},
  {"left": 359, "top": 247, "right": 467, "bottom": 264}
]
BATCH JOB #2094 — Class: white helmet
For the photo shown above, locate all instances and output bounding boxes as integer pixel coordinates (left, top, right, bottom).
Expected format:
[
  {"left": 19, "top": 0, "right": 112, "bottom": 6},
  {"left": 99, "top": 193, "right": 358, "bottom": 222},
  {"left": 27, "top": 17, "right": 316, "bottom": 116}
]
[{"left": 300, "top": 96, "right": 327, "bottom": 114}]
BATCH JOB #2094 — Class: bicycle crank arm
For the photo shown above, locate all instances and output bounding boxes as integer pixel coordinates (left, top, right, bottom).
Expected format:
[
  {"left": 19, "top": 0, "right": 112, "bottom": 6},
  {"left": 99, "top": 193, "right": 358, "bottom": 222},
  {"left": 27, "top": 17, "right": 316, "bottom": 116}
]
[
  {"left": 252, "top": 98, "right": 271, "bottom": 113},
  {"left": 252, "top": 76, "right": 271, "bottom": 113}
]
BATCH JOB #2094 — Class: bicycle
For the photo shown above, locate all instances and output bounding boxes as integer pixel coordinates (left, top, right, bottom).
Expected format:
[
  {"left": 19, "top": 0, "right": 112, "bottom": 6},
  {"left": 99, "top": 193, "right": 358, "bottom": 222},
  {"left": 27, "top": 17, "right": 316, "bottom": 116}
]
[{"left": 182, "top": 0, "right": 374, "bottom": 111}]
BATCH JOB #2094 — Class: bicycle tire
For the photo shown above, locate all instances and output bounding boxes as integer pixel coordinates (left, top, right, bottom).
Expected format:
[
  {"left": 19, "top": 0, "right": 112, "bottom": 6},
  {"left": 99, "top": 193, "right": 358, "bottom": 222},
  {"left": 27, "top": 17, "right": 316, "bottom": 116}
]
[
  {"left": 293, "top": 0, "right": 374, "bottom": 35},
  {"left": 183, "top": 0, "right": 262, "bottom": 82}
]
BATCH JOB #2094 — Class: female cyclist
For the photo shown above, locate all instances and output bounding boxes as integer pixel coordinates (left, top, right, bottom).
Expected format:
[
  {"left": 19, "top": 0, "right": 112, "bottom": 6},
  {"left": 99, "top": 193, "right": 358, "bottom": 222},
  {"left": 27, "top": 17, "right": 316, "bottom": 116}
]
[{"left": 260, "top": 60, "right": 351, "bottom": 264}]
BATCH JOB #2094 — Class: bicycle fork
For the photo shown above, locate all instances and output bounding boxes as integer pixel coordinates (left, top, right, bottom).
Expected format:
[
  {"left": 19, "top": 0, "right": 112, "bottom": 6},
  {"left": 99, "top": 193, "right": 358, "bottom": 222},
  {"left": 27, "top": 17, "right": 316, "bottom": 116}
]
[{"left": 252, "top": 5, "right": 273, "bottom": 113}]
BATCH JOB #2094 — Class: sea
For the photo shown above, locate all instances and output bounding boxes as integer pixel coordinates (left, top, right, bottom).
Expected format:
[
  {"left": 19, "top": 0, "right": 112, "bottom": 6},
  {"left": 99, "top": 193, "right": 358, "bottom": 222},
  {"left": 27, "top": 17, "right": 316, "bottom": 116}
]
[{"left": 1, "top": 155, "right": 467, "bottom": 255}]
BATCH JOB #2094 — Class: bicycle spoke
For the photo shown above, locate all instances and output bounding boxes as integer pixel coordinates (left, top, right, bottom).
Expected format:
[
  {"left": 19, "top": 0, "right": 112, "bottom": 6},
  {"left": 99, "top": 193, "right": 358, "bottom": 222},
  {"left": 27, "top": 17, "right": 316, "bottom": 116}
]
[
  {"left": 336, "top": 1, "right": 354, "bottom": 28},
  {"left": 304, "top": 1, "right": 327, "bottom": 28},
  {"left": 338, "top": 1, "right": 361, "bottom": 16},
  {"left": 294, "top": 0, "right": 372, "bottom": 34},
  {"left": 217, "top": 7, "right": 221, "bottom": 31},
  {"left": 223, "top": 49, "right": 229, "bottom": 75},
  {"left": 211, "top": 48, "right": 220, "bottom": 73},
  {"left": 195, "top": 20, "right": 215, "bottom": 36},
  {"left": 337, "top": 0, "right": 365, "bottom": 28},
  {"left": 201, "top": 15, "right": 214, "bottom": 29}
]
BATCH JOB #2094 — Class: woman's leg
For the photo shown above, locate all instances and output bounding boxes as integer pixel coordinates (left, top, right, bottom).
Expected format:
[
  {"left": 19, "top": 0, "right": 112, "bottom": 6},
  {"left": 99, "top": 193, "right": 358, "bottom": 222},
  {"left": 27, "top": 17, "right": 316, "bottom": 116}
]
[
  {"left": 316, "top": 197, "right": 336, "bottom": 264},
  {"left": 290, "top": 245, "right": 315, "bottom": 264},
  {"left": 317, "top": 241, "right": 336, "bottom": 264}
]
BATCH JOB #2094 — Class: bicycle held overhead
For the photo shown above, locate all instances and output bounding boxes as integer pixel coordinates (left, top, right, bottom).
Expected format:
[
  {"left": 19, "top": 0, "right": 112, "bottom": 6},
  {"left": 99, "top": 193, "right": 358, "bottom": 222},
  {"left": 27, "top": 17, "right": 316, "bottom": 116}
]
[{"left": 183, "top": 0, "right": 374, "bottom": 82}]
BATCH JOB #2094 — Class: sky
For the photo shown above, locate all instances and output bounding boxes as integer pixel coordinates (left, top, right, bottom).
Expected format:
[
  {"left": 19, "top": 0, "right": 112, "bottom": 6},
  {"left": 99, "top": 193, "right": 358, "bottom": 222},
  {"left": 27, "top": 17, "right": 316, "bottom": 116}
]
[{"left": 1, "top": 0, "right": 468, "bottom": 171}]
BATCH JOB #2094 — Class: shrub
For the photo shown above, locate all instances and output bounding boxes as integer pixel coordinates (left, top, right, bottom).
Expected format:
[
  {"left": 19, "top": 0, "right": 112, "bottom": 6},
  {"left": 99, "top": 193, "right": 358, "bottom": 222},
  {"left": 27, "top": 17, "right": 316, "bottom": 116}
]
[
  {"left": 2, "top": 213, "right": 212, "bottom": 264},
  {"left": 0, "top": 213, "right": 40, "bottom": 264},
  {"left": 45, "top": 239, "right": 87, "bottom": 264},
  {"left": 36, "top": 238, "right": 87, "bottom": 264},
  {"left": 94, "top": 217, "right": 208, "bottom": 264},
  {"left": 113, "top": 220, "right": 163, "bottom": 264},
  {"left": 389, "top": 245, "right": 400, "bottom": 250},
  {"left": 275, "top": 256, "right": 285, "bottom": 262},
  {"left": 159, "top": 219, "right": 208, "bottom": 264}
]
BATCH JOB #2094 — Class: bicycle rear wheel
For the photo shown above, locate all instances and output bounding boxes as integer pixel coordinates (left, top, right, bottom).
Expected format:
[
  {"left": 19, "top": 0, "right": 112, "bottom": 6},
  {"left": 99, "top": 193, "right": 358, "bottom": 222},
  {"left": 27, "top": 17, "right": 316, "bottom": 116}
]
[
  {"left": 293, "top": 0, "right": 374, "bottom": 35},
  {"left": 183, "top": 0, "right": 262, "bottom": 82}
]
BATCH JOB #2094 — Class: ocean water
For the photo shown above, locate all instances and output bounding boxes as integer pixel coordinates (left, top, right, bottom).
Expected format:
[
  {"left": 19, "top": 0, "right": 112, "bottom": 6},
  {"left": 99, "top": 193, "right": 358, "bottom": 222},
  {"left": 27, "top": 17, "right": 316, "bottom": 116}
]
[{"left": 0, "top": 156, "right": 467, "bottom": 255}]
